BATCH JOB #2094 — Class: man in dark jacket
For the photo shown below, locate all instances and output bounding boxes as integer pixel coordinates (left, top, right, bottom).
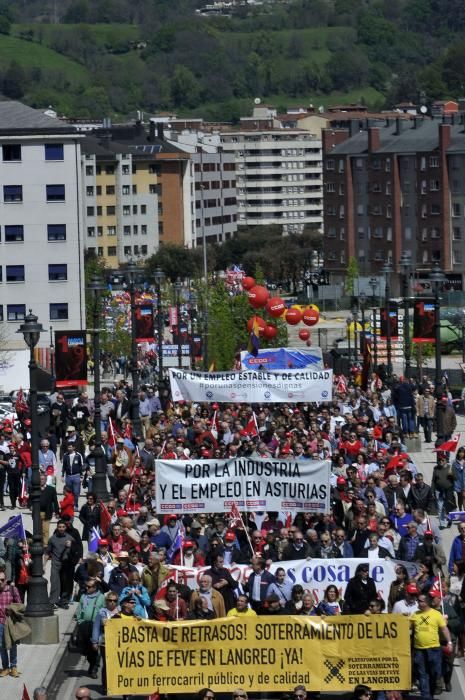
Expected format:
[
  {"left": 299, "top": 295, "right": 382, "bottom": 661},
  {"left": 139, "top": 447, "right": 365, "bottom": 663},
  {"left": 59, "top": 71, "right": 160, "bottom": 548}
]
[
  {"left": 282, "top": 530, "right": 312, "bottom": 560},
  {"left": 62, "top": 442, "right": 85, "bottom": 510},
  {"left": 244, "top": 556, "right": 275, "bottom": 612},
  {"left": 411, "top": 474, "right": 434, "bottom": 512},
  {"left": 39, "top": 473, "right": 59, "bottom": 547},
  {"left": 45, "top": 519, "right": 77, "bottom": 608},
  {"left": 108, "top": 552, "right": 138, "bottom": 594},
  {"left": 392, "top": 378, "right": 416, "bottom": 437}
]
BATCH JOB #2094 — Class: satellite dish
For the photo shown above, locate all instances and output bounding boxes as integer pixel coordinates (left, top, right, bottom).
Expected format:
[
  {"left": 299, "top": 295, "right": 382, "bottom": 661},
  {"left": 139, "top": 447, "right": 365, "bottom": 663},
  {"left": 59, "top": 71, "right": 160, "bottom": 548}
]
[
  {"left": 420, "top": 105, "right": 428, "bottom": 114},
  {"left": 254, "top": 97, "right": 261, "bottom": 105},
  {"left": 318, "top": 105, "right": 324, "bottom": 113}
]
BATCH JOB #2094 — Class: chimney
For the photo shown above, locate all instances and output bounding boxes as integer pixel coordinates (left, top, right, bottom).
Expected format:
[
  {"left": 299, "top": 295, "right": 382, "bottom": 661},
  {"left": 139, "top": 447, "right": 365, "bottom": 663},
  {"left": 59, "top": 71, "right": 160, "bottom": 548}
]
[
  {"left": 395, "top": 117, "right": 404, "bottom": 135},
  {"left": 368, "top": 126, "right": 380, "bottom": 152},
  {"left": 149, "top": 121, "right": 156, "bottom": 141},
  {"left": 157, "top": 123, "right": 164, "bottom": 140},
  {"left": 439, "top": 123, "right": 451, "bottom": 152}
]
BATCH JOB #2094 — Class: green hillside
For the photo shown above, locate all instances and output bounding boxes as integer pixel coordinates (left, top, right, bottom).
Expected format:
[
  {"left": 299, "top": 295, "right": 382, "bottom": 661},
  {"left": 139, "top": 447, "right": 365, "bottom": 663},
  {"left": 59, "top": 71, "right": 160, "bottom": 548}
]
[{"left": 0, "top": 0, "right": 462, "bottom": 119}]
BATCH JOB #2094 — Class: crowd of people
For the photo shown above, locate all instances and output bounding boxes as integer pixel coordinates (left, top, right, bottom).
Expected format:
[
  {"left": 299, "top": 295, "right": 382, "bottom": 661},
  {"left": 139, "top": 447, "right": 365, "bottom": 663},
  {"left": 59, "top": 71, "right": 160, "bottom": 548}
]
[{"left": 0, "top": 371, "right": 463, "bottom": 697}]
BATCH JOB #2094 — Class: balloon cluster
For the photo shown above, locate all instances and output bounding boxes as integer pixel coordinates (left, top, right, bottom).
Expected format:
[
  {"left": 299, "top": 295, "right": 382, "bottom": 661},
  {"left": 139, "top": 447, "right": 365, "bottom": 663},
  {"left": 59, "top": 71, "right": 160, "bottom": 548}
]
[{"left": 242, "top": 276, "right": 320, "bottom": 345}]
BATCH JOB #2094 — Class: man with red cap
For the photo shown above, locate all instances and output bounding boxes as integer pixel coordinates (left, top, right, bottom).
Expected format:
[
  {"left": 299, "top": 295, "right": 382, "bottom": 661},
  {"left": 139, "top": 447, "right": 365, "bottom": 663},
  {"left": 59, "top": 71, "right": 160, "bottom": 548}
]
[
  {"left": 172, "top": 539, "right": 205, "bottom": 567},
  {"left": 392, "top": 582, "right": 420, "bottom": 616}
]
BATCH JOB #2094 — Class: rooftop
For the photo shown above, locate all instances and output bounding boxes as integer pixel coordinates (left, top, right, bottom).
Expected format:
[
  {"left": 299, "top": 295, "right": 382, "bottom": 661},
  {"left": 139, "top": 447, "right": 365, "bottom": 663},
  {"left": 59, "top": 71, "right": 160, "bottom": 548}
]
[{"left": 0, "top": 100, "right": 75, "bottom": 133}]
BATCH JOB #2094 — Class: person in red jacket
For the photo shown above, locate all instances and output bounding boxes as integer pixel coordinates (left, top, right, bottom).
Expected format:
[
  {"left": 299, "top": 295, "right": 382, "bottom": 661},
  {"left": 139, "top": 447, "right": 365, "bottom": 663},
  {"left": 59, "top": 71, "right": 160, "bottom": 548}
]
[{"left": 59, "top": 486, "right": 75, "bottom": 520}]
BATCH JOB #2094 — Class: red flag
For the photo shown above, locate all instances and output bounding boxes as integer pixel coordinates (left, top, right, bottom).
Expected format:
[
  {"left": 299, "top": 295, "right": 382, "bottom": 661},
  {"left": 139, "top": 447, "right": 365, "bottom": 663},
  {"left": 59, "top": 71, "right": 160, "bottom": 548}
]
[
  {"left": 285, "top": 512, "right": 293, "bottom": 528},
  {"left": 243, "top": 412, "right": 258, "bottom": 438},
  {"left": 385, "top": 452, "right": 409, "bottom": 472},
  {"left": 434, "top": 434, "right": 460, "bottom": 453},
  {"left": 154, "top": 570, "right": 177, "bottom": 600},
  {"left": 22, "top": 684, "right": 31, "bottom": 700},
  {"left": 148, "top": 691, "right": 160, "bottom": 700},
  {"left": 99, "top": 499, "right": 112, "bottom": 535},
  {"left": 335, "top": 374, "right": 347, "bottom": 394},
  {"left": 15, "top": 388, "right": 29, "bottom": 417},
  {"left": 210, "top": 410, "right": 220, "bottom": 440},
  {"left": 229, "top": 501, "right": 245, "bottom": 529}
]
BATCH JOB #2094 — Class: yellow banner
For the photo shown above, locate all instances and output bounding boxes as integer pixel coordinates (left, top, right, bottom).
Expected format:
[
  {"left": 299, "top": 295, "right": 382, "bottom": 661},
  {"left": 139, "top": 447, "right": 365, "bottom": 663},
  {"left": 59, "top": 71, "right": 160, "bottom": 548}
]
[{"left": 105, "top": 615, "right": 411, "bottom": 695}]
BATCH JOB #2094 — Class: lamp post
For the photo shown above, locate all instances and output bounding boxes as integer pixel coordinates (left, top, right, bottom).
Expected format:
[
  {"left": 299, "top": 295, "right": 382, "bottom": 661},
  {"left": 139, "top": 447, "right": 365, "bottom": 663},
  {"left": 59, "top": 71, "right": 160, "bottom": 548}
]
[
  {"left": 346, "top": 317, "right": 352, "bottom": 366},
  {"left": 399, "top": 252, "right": 412, "bottom": 379},
  {"left": 359, "top": 292, "right": 367, "bottom": 355},
  {"left": 351, "top": 307, "right": 359, "bottom": 363},
  {"left": 87, "top": 274, "right": 110, "bottom": 502},
  {"left": 369, "top": 276, "right": 378, "bottom": 306},
  {"left": 382, "top": 262, "right": 393, "bottom": 378},
  {"left": 430, "top": 261, "right": 445, "bottom": 396},
  {"left": 190, "top": 290, "right": 197, "bottom": 370},
  {"left": 174, "top": 278, "right": 183, "bottom": 370},
  {"left": 372, "top": 308, "right": 378, "bottom": 371},
  {"left": 153, "top": 266, "right": 165, "bottom": 387},
  {"left": 17, "top": 311, "right": 54, "bottom": 619},
  {"left": 49, "top": 326, "right": 55, "bottom": 391},
  {"left": 125, "top": 260, "right": 142, "bottom": 441}
]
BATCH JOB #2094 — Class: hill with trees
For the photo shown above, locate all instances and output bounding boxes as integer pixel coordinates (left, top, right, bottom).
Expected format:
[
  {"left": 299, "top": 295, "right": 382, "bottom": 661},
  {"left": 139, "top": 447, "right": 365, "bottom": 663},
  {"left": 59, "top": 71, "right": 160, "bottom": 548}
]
[{"left": 0, "top": 0, "right": 464, "bottom": 118}]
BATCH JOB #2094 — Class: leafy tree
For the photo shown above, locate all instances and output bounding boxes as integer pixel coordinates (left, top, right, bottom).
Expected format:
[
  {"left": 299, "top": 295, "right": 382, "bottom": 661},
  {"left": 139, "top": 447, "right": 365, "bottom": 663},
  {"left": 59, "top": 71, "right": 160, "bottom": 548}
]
[
  {"left": 3, "top": 61, "right": 26, "bottom": 99},
  {"left": 171, "top": 65, "right": 200, "bottom": 108},
  {"left": 0, "top": 14, "right": 10, "bottom": 34},
  {"left": 345, "top": 256, "right": 359, "bottom": 296}
]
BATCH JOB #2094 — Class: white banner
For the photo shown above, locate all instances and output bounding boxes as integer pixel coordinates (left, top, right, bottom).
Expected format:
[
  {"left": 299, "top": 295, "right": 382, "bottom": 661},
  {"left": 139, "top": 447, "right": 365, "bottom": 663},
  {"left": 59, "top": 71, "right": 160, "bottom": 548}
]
[
  {"left": 155, "top": 457, "right": 331, "bottom": 514},
  {"left": 166, "top": 558, "right": 417, "bottom": 607},
  {"left": 168, "top": 368, "right": 333, "bottom": 403}
]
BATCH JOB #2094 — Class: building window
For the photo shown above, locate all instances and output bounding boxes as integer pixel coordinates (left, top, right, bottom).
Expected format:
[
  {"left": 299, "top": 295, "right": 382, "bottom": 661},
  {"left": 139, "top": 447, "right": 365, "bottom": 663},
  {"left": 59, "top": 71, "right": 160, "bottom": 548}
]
[
  {"left": 87, "top": 247, "right": 96, "bottom": 255},
  {"left": 107, "top": 246, "right": 117, "bottom": 256},
  {"left": 98, "top": 247, "right": 103, "bottom": 257},
  {"left": 326, "top": 183, "right": 335, "bottom": 193},
  {"left": 105, "top": 165, "right": 115, "bottom": 175},
  {"left": 7, "top": 304, "right": 25, "bottom": 321},
  {"left": 431, "top": 227, "right": 440, "bottom": 239},
  {"left": 0, "top": 306, "right": 3, "bottom": 322},
  {"left": 122, "top": 165, "right": 130, "bottom": 175},
  {"left": 327, "top": 227, "right": 336, "bottom": 238},
  {"left": 133, "top": 225, "right": 138, "bottom": 235},
  {"left": 431, "top": 203, "right": 441, "bottom": 215},
  {"left": 96, "top": 186, "right": 101, "bottom": 195},
  {"left": 452, "top": 203, "right": 461, "bottom": 217},
  {"left": 141, "top": 225, "right": 147, "bottom": 235},
  {"left": 430, "top": 180, "right": 440, "bottom": 191},
  {"left": 4, "top": 185, "right": 22, "bottom": 202},
  {"left": 326, "top": 159, "right": 335, "bottom": 171},
  {"left": 141, "top": 245, "right": 147, "bottom": 255},
  {"left": 97, "top": 206, "right": 102, "bottom": 216},
  {"left": 45, "top": 144, "right": 64, "bottom": 161},
  {"left": 87, "top": 206, "right": 94, "bottom": 216},
  {"left": 134, "top": 245, "right": 139, "bottom": 255},
  {"left": 85, "top": 165, "right": 94, "bottom": 176},
  {"left": 6, "top": 265, "right": 25, "bottom": 282},
  {"left": 453, "top": 249, "right": 462, "bottom": 264},
  {"left": 124, "top": 246, "right": 131, "bottom": 256},
  {"left": 107, "top": 226, "right": 116, "bottom": 236},
  {"left": 356, "top": 204, "right": 364, "bottom": 215},
  {"left": 122, "top": 185, "right": 130, "bottom": 195},
  {"left": 132, "top": 205, "right": 138, "bottom": 214},
  {"left": 50, "top": 303, "right": 68, "bottom": 320},
  {"left": 453, "top": 227, "right": 461, "bottom": 240},
  {"left": 124, "top": 226, "right": 131, "bottom": 235},
  {"left": 86, "top": 186, "right": 94, "bottom": 196},
  {"left": 106, "top": 206, "right": 115, "bottom": 215},
  {"left": 132, "top": 185, "right": 137, "bottom": 194},
  {"left": 46, "top": 184, "right": 65, "bottom": 202},
  {"left": 141, "top": 205, "right": 147, "bottom": 214},
  {"left": 106, "top": 185, "right": 115, "bottom": 195},
  {"left": 87, "top": 227, "right": 95, "bottom": 237},
  {"left": 97, "top": 227, "right": 103, "bottom": 236},
  {"left": 430, "top": 156, "right": 439, "bottom": 168},
  {"left": 2, "top": 144, "right": 21, "bottom": 161},
  {"left": 123, "top": 206, "right": 130, "bottom": 216},
  {"left": 4, "top": 225, "right": 24, "bottom": 242},
  {"left": 47, "top": 224, "right": 66, "bottom": 241},
  {"left": 48, "top": 264, "right": 67, "bottom": 281}
]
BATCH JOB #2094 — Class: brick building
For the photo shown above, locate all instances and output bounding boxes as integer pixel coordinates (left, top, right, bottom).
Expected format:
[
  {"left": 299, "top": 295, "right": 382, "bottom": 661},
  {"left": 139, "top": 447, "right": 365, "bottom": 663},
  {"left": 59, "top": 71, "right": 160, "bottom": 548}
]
[{"left": 322, "top": 117, "right": 465, "bottom": 289}]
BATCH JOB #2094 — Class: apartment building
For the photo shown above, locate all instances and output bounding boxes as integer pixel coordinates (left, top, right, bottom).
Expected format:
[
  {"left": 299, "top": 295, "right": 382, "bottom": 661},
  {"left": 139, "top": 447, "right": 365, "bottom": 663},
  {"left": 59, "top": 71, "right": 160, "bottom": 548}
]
[
  {"left": 160, "top": 126, "right": 238, "bottom": 246},
  {"left": 322, "top": 117, "right": 465, "bottom": 289},
  {"left": 0, "top": 102, "right": 85, "bottom": 350},
  {"left": 220, "top": 128, "right": 323, "bottom": 234},
  {"left": 81, "top": 124, "right": 192, "bottom": 267}
]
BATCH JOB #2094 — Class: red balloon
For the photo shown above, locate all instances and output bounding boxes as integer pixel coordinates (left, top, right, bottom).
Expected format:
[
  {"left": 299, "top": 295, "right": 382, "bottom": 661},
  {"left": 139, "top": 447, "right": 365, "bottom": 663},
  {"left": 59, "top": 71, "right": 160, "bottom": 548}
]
[
  {"left": 302, "top": 307, "right": 319, "bottom": 326},
  {"left": 246, "top": 316, "right": 266, "bottom": 335},
  {"left": 263, "top": 324, "right": 277, "bottom": 339},
  {"left": 299, "top": 329, "right": 310, "bottom": 341},
  {"left": 266, "top": 297, "right": 286, "bottom": 318},
  {"left": 247, "top": 285, "right": 270, "bottom": 309},
  {"left": 285, "top": 307, "right": 302, "bottom": 325},
  {"left": 242, "top": 276, "right": 256, "bottom": 291}
]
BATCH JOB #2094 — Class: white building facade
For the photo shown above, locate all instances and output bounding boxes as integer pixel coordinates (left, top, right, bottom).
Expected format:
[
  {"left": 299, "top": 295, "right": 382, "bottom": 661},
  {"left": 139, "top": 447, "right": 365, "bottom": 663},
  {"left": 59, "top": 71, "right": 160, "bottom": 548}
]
[
  {"left": 0, "top": 103, "right": 85, "bottom": 350},
  {"left": 220, "top": 129, "right": 322, "bottom": 234}
]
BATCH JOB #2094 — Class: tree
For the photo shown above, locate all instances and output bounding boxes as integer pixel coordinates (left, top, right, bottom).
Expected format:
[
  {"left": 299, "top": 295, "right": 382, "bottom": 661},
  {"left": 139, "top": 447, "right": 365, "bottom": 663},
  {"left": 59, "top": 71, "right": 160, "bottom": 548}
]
[
  {"left": 170, "top": 65, "right": 200, "bottom": 108},
  {"left": 345, "top": 256, "right": 359, "bottom": 296},
  {"left": 3, "top": 61, "right": 26, "bottom": 99}
]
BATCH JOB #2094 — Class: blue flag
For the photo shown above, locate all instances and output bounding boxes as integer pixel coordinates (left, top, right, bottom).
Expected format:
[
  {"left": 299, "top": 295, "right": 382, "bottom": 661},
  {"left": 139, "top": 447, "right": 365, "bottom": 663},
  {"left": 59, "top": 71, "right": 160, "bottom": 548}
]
[
  {"left": 167, "top": 531, "right": 183, "bottom": 562},
  {"left": 88, "top": 526, "right": 101, "bottom": 553},
  {"left": 0, "top": 514, "right": 26, "bottom": 540}
]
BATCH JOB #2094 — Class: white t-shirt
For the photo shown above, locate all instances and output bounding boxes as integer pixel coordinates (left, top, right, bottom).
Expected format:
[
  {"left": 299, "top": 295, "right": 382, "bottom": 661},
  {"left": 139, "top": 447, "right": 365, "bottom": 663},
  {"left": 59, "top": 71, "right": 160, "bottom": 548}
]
[{"left": 392, "top": 599, "right": 419, "bottom": 616}]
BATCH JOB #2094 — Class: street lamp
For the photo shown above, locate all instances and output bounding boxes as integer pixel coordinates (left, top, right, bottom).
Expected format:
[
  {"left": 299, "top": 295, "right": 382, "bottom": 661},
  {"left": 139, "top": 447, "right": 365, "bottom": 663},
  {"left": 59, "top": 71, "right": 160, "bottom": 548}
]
[
  {"left": 17, "top": 311, "right": 55, "bottom": 622},
  {"left": 174, "top": 278, "right": 183, "bottom": 370},
  {"left": 87, "top": 274, "right": 110, "bottom": 502},
  {"left": 382, "top": 262, "right": 393, "bottom": 378},
  {"left": 190, "top": 290, "right": 197, "bottom": 370},
  {"left": 153, "top": 266, "right": 165, "bottom": 387},
  {"left": 399, "top": 251, "right": 412, "bottom": 379},
  {"left": 346, "top": 317, "right": 352, "bottom": 366},
  {"left": 430, "top": 261, "right": 445, "bottom": 397},
  {"left": 125, "top": 260, "right": 142, "bottom": 440},
  {"left": 359, "top": 292, "right": 367, "bottom": 355},
  {"left": 369, "top": 276, "right": 378, "bottom": 306},
  {"left": 352, "top": 307, "right": 359, "bottom": 363}
]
